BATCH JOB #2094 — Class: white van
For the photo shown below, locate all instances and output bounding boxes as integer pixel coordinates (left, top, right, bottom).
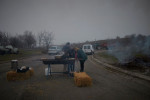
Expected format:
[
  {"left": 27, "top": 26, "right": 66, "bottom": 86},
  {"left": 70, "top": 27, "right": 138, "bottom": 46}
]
[
  {"left": 48, "top": 46, "right": 62, "bottom": 55},
  {"left": 82, "top": 44, "right": 94, "bottom": 55}
]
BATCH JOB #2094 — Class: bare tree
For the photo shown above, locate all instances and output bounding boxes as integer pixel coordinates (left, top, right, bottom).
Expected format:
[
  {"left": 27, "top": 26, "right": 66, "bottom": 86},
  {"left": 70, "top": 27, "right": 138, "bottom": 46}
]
[
  {"left": 23, "top": 31, "right": 36, "bottom": 48},
  {"left": 9, "top": 36, "right": 19, "bottom": 47},
  {"left": 39, "top": 31, "right": 54, "bottom": 49},
  {"left": 0, "top": 31, "right": 10, "bottom": 46},
  {"left": 37, "top": 32, "right": 44, "bottom": 47},
  {"left": 16, "top": 34, "right": 25, "bottom": 48}
]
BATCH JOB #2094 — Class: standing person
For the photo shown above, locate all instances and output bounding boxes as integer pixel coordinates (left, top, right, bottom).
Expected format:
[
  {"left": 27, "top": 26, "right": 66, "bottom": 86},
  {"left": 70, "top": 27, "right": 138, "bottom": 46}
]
[
  {"left": 62, "top": 42, "right": 71, "bottom": 73},
  {"left": 74, "top": 47, "right": 87, "bottom": 72},
  {"left": 68, "top": 48, "right": 76, "bottom": 75},
  {"left": 62, "top": 42, "right": 71, "bottom": 58}
]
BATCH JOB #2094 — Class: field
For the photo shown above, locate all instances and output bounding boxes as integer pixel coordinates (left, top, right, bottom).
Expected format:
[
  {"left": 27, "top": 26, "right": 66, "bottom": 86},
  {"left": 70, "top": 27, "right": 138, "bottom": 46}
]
[
  {"left": 0, "top": 49, "right": 42, "bottom": 63},
  {"left": 97, "top": 51, "right": 118, "bottom": 64}
]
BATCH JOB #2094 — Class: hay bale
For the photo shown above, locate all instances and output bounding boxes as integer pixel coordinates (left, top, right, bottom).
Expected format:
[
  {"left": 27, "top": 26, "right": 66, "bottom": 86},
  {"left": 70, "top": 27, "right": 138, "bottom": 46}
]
[
  {"left": 6, "top": 70, "right": 32, "bottom": 81},
  {"left": 17, "top": 71, "right": 31, "bottom": 80},
  {"left": 74, "top": 72, "right": 92, "bottom": 87},
  {"left": 6, "top": 71, "right": 17, "bottom": 81}
]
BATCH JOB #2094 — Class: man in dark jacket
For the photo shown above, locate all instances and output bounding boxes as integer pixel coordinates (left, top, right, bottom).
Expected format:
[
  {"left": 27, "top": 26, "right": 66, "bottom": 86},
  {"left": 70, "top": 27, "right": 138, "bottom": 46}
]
[
  {"left": 62, "top": 42, "right": 71, "bottom": 72},
  {"left": 62, "top": 42, "right": 71, "bottom": 58},
  {"left": 74, "top": 47, "right": 87, "bottom": 72}
]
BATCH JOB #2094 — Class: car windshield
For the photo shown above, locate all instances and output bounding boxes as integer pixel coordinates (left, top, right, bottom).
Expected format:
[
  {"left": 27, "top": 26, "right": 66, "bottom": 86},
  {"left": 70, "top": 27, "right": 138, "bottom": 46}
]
[
  {"left": 57, "top": 46, "right": 62, "bottom": 50},
  {"left": 49, "top": 46, "right": 57, "bottom": 50},
  {"left": 84, "top": 46, "right": 90, "bottom": 49}
]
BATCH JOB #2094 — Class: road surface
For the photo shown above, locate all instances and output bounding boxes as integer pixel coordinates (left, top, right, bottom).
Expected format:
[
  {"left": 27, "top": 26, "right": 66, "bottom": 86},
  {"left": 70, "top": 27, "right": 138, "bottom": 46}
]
[{"left": 0, "top": 54, "right": 150, "bottom": 100}]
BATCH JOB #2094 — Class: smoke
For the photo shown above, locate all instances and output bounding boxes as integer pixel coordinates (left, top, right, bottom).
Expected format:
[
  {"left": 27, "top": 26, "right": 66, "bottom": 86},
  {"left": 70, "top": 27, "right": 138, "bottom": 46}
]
[{"left": 107, "top": 34, "right": 150, "bottom": 64}]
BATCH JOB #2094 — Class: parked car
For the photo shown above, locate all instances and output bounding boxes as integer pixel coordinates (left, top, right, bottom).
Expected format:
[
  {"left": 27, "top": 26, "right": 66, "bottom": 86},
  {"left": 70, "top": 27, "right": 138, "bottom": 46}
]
[
  {"left": 0, "top": 45, "right": 19, "bottom": 55},
  {"left": 0, "top": 46, "right": 7, "bottom": 55},
  {"left": 48, "top": 45, "right": 62, "bottom": 55},
  {"left": 5, "top": 45, "right": 19, "bottom": 54},
  {"left": 82, "top": 44, "right": 94, "bottom": 55}
]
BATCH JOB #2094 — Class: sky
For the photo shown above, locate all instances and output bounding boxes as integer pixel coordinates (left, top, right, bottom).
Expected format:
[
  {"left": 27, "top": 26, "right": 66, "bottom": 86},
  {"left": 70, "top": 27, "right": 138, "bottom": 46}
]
[{"left": 0, "top": 0, "right": 150, "bottom": 45}]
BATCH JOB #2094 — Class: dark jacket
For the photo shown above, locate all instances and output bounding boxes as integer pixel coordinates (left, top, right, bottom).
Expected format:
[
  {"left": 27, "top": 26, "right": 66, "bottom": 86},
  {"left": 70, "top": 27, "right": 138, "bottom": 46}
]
[
  {"left": 62, "top": 44, "right": 70, "bottom": 53},
  {"left": 68, "top": 49, "right": 75, "bottom": 58},
  {"left": 77, "top": 49, "right": 87, "bottom": 61},
  {"left": 62, "top": 44, "right": 71, "bottom": 58}
]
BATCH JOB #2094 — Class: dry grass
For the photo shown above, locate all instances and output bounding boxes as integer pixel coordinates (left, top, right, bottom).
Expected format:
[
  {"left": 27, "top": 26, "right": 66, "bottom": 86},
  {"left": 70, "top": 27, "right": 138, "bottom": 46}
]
[{"left": 0, "top": 49, "right": 42, "bottom": 63}]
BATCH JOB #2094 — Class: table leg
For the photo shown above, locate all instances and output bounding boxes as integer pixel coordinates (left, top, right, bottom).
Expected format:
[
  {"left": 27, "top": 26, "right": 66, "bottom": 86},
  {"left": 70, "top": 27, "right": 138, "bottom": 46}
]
[
  {"left": 72, "top": 63, "right": 75, "bottom": 71},
  {"left": 48, "top": 64, "right": 51, "bottom": 76},
  {"left": 50, "top": 64, "right": 51, "bottom": 75},
  {"left": 68, "top": 64, "right": 70, "bottom": 75}
]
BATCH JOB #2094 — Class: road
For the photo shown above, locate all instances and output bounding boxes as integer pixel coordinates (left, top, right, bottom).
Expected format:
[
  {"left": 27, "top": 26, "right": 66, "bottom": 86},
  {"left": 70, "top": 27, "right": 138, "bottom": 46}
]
[{"left": 0, "top": 54, "right": 150, "bottom": 100}]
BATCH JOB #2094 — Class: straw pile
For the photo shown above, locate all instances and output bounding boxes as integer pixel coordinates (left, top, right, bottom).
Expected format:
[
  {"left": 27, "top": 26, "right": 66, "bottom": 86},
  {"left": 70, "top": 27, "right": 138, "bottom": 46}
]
[
  {"left": 29, "top": 68, "right": 34, "bottom": 76},
  {"left": 74, "top": 72, "right": 92, "bottom": 87},
  {"left": 6, "top": 68, "right": 34, "bottom": 81}
]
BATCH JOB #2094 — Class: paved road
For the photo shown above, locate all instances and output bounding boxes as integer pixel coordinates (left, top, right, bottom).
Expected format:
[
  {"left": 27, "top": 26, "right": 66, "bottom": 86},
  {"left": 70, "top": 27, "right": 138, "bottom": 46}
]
[{"left": 0, "top": 54, "right": 150, "bottom": 100}]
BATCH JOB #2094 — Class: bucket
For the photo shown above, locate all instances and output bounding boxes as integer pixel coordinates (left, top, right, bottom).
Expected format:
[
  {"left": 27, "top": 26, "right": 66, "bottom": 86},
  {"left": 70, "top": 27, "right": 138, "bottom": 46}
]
[
  {"left": 45, "top": 68, "right": 50, "bottom": 76},
  {"left": 11, "top": 60, "right": 18, "bottom": 70}
]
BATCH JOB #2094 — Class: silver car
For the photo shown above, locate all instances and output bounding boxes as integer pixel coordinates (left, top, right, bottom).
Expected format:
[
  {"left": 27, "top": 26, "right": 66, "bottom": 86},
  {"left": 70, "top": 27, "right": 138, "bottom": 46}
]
[{"left": 48, "top": 46, "right": 62, "bottom": 55}]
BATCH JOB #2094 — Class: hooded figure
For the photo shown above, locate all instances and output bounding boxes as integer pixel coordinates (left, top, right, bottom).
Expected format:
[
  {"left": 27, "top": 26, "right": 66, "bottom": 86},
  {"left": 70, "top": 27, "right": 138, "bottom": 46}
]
[{"left": 74, "top": 47, "right": 87, "bottom": 72}]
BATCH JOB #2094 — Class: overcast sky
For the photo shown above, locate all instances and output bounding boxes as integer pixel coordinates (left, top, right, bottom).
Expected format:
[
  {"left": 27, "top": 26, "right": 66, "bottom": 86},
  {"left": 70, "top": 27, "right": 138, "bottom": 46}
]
[{"left": 0, "top": 0, "right": 150, "bottom": 44}]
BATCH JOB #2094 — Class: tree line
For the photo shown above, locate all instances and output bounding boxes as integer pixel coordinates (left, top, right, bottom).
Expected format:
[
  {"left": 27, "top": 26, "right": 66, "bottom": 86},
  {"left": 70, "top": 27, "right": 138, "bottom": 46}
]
[{"left": 0, "top": 30, "right": 54, "bottom": 49}]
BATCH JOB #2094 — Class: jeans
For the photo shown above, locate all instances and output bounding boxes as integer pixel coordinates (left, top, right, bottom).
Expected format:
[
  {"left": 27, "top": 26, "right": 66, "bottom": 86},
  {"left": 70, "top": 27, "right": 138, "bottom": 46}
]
[
  {"left": 79, "top": 60, "right": 85, "bottom": 72},
  {"left": 68, "top": 63, "right": 75, "bottom": 72}
]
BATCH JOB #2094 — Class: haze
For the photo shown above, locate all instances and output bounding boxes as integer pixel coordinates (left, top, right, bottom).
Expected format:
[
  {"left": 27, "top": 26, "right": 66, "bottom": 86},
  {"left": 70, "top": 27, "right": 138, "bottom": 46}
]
[{"left": 0, "top": 0, "right": 150, "bottom": 44}]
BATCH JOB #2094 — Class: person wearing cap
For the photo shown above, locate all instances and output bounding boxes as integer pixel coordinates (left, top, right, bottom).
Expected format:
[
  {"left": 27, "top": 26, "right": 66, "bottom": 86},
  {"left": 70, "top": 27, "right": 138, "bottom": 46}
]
[{"left": 74, "top": 47, "right": 87, "bottom": 72}]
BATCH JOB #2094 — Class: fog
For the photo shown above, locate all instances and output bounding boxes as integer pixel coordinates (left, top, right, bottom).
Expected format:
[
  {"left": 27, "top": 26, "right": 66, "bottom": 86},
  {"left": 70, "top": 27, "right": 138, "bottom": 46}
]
[{"left": 0, "top": 0, "right": 150, "bottom": 44}]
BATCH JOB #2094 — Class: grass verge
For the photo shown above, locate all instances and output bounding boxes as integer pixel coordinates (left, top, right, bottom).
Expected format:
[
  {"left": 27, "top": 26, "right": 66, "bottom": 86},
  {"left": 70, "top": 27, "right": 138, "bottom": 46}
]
[
  {"left": 97, "top": 51, "right": 118, "bottom": 64},
  {"left": 0, "top": 49, "right": 42, "bottom": 63}
]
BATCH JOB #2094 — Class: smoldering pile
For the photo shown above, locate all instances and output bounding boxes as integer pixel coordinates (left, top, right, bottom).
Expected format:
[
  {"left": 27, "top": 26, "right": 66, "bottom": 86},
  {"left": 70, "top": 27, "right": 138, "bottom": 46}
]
[{"left": 107, "top": 34, "right": 150, "bottom": 73}]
